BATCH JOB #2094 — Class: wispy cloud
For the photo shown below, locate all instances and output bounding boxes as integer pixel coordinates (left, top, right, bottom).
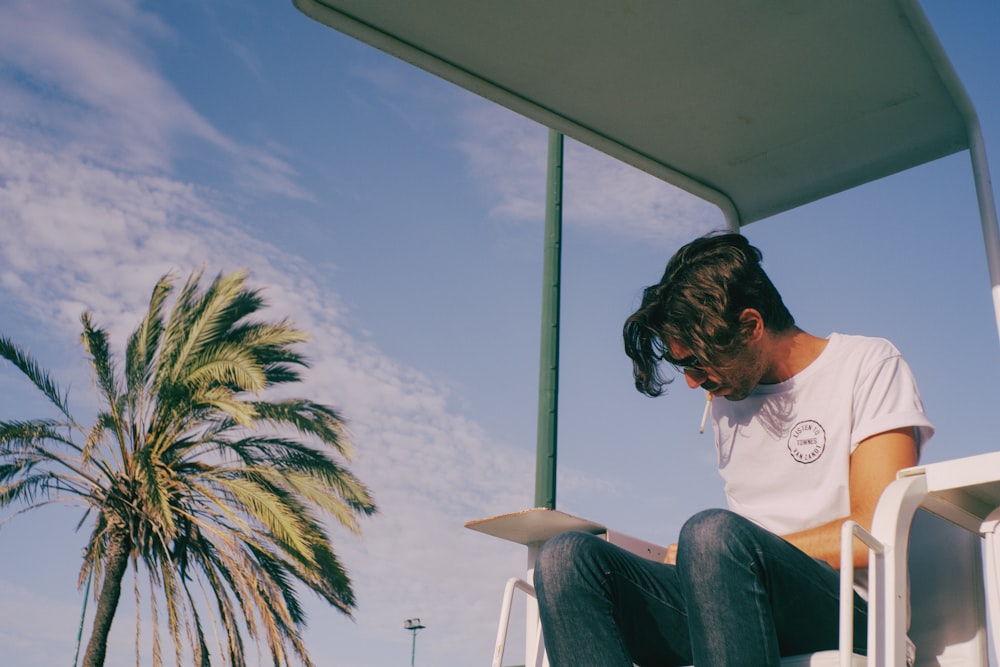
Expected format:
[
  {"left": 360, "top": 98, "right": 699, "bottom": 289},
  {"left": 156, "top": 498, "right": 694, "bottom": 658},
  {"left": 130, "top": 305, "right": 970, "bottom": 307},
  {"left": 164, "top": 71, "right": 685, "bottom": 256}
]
[
  {"left": 455, "top": 100, "right": 724, "bottom": 243},
  {"left": 0, "top": 0, "right": 310, "bottom": 201},
  {"left": 348, "top": 52, "right": 723, "bottom": 244},
  {"left": 0, "top": 0, "right": 214, "bottom": 170}
]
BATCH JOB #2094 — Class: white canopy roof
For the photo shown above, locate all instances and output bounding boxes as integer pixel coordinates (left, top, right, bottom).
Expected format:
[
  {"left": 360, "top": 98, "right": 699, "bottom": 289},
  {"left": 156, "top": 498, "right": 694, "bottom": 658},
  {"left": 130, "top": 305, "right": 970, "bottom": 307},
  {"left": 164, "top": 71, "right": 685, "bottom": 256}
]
[{"left": 293, "top": 0, "right": 976, "bottom": 227}]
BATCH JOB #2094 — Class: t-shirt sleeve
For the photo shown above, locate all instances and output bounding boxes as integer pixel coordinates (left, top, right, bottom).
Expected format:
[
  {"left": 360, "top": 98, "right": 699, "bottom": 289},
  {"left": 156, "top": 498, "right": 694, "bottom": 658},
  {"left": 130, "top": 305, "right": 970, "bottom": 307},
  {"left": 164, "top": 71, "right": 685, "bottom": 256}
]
[{"left": 850, "top": 352, "right": 934, "bottom": 455}]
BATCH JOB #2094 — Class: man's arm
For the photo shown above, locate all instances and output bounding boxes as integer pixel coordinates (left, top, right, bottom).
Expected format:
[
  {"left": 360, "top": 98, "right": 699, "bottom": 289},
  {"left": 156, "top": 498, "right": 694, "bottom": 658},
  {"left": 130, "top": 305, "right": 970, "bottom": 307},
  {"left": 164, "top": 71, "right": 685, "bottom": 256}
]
[{"left": 781, "top": 426, "right": 918, "bottom": 569}]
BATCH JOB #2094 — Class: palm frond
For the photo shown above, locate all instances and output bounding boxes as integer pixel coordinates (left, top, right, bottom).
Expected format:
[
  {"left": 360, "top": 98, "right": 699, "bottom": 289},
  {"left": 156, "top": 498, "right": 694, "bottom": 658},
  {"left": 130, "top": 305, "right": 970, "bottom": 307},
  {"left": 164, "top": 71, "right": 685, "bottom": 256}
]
[
  {"left": 282, "top": 529, "right": 356, "bottom": 614},
  {"left": 176, "top": 476, "right": 260, "bottom": 546},
  {"left": 0, "top": 471, "right": 68, "bottom": 507},
  {"left": 197, "top": 387, "right": 259, "bottom": 428},
  {"left": 164, "top": 269, "right": 251, "bottom": 385},
  {"left": 82, "top": 413, "right": 115, "bottom": 466},
  {"left": 126, "top": 274, "right": 173, "bottom": 404},
  {"left": 0, "top": 336, "right": 73, "bottom": 419},
  {"left": 0, "top": 420, "right": 100, "bottom": 489},
  {"left": 184, "top": 344, "right": 267, "bottom": 394},
  {"left": 156, "top": 267, "right": 206, "bottom": 370},
  {"left": 0, "top": 480, "right": 69, "bottom": 515},
  {"left": 134, "top": 448, "right": 177, "bottom": 540},
  {"left": 157, "top": 560, "right": 185, "bottom": 667},
  {"left": 256, "top": 466, "right": 374, "bottom": 534},
  {"left": 0, "top": 461, "right": 37, "bottom": 484},
  {"left": 80, "top": 313, "right": 121, "bottom": 412},
  {"left": 78, "top": 513, "right": 109, "bottom": 590},
  {"left": 196, "top": 548, "right": 250, "bottom": 667},
  {"left": 249, "top": 400, "right": 353, "bottom": 458},
  {"left": 0, "top": 418, "right": 77, "bottom": 451},
  {"left": 215, "top": 436, "right": 372, "bottom": 512},
  {"left": 180, "top": 581, "right": 212, "bottom": 667},
  {"left": 224, "top": 321, "right": 309, "bottom": 386},
  {"left": 217, "top": 474, "right": 314, "bottom": 560},
  {"left": 135, "top": 565, "right": 143, "bottom": 667},
  {"left": 244, "top": 545, "right": 306, "bottom": 626}
]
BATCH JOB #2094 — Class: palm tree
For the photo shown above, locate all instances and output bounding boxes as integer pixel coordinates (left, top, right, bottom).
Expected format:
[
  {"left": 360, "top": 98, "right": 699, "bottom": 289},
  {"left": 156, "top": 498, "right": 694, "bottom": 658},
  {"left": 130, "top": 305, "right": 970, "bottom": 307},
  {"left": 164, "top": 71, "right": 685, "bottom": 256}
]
[{"left": 0, "top": 268, "right": 376, "bottom": 667}]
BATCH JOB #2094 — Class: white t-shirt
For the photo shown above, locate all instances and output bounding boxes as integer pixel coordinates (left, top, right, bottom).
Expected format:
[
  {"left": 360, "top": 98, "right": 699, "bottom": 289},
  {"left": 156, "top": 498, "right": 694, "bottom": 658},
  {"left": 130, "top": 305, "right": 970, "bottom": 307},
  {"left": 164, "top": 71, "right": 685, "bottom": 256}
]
[{"left": 711, "top": 333, "right": 934, "bottom": 536}]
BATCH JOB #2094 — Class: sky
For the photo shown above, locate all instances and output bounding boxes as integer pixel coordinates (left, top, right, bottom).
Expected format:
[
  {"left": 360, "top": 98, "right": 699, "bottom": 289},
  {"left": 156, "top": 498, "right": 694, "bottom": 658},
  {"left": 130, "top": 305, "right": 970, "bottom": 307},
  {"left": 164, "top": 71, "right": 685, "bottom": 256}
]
[{"left": 0, "top": 1, "right": 998, "bottom": 666}]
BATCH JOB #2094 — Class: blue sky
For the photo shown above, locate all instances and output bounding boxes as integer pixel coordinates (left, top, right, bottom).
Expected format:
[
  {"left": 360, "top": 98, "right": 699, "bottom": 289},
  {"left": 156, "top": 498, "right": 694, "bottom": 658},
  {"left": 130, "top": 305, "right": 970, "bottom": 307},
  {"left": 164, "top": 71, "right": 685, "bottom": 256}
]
[{"left": 0, "top": 1, "right": 998, "bottom": 666}]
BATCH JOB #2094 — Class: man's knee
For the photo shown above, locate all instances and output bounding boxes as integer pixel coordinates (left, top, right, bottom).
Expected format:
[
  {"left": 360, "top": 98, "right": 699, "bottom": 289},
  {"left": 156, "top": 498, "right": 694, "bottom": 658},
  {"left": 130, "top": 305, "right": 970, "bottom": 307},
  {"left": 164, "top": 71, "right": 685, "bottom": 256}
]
[
  {"left": 535, "top": 531, "right": 600, "bottom": 580},
  {"left": 677, "top": 508, "right": 753, "bottom": 560},
  {"left": 533, "top": 530, "right": 618, "bottom": 602}
]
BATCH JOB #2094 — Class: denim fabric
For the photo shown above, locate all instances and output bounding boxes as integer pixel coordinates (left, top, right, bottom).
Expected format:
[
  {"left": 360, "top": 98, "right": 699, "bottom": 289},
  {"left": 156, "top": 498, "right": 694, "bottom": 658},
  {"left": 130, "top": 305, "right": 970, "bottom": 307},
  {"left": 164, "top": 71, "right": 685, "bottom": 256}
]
[{"left": 534, "top": 509, "right": 867, "bottom": 667}]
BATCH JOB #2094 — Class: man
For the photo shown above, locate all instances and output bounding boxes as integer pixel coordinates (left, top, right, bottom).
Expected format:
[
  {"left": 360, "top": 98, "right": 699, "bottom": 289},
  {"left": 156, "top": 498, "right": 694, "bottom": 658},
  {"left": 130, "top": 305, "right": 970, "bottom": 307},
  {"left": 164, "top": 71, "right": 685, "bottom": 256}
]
[{"left": 533, "top": 233, "right": 933, "bottom": 666}]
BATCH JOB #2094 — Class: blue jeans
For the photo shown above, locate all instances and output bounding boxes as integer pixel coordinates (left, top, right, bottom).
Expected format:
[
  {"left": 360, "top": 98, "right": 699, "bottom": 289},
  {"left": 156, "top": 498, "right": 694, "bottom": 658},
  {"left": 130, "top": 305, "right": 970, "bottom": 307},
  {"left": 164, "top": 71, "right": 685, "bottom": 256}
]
[{"left": 533, "top": 509, "right": 867, "bottom": 667}]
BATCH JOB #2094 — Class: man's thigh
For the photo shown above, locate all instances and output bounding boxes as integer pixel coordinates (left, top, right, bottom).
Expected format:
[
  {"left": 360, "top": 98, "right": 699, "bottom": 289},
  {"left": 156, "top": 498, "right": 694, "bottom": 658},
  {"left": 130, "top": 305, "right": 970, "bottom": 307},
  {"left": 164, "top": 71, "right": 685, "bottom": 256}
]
[
  {"left": 579, "top": 535, "right": 694, "bottom": 666},
  {"left": 678, "top": 509, "right": 866, "bottom": 658},
  {"left": 759, "top": 534, "right": 867, "bottom": 656}
]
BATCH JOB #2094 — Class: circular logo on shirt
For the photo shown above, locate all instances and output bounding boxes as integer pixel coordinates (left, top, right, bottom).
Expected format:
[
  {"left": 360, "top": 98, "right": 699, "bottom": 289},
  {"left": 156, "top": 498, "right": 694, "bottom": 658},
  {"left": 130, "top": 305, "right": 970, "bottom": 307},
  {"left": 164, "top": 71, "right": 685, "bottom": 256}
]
[{"left": 787, "top": 420, "right": 827, "bottom": 464}]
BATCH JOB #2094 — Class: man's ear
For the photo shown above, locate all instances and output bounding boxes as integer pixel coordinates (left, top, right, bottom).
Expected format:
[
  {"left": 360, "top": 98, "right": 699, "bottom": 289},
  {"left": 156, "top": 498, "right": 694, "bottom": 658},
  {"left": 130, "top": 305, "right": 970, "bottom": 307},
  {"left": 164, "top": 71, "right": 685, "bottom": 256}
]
[{"left": 738, "top": 309, "right": 765, "bottom": 342}]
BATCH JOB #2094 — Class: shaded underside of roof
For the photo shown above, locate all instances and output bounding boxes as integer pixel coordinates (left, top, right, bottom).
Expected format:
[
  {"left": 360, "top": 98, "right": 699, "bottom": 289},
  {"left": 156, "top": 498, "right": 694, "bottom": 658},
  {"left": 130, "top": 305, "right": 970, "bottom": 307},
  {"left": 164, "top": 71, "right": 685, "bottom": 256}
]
[{"left": 294, "top": 0, "right": 972, "bottom": 226}]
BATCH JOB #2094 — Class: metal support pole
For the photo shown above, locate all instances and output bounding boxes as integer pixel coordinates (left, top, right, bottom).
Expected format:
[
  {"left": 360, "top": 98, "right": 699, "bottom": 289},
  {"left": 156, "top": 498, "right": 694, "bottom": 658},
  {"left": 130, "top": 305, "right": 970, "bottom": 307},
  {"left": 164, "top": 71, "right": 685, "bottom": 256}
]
[
  {"left": 403, "top": 618, "right": 425, "bottom": 667},
  {"left": 968, "top": 123, "right": 1000, "bottom": 345},
  {"left": 535, "top": 130, "right": 563, "bottom": 510},
  {"left": 901, "top": 0, "right": 1000, "bottom": 346}
]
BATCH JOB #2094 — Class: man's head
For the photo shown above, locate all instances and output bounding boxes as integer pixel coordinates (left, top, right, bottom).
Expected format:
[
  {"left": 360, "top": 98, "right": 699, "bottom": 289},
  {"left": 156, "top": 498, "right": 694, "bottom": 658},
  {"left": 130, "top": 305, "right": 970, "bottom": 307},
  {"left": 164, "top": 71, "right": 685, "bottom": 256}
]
[{"left": 623, "top": 233, "right": 794, "bottom": 398}]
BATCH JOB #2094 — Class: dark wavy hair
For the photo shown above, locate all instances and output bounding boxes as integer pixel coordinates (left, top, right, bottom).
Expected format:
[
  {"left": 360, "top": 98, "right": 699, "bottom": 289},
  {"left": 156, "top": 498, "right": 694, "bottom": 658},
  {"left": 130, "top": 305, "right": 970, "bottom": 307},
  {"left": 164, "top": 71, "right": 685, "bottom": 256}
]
[{"left": 623, "top": 233, "right": 794, "bottom": 396}]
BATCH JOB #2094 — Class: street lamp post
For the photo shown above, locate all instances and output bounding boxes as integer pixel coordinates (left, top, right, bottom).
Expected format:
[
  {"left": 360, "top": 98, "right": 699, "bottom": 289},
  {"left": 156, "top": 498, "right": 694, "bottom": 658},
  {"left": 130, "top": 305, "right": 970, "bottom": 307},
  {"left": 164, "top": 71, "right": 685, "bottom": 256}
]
[{"left": 403, "top": 618, "right": 426, "bottom": 667}]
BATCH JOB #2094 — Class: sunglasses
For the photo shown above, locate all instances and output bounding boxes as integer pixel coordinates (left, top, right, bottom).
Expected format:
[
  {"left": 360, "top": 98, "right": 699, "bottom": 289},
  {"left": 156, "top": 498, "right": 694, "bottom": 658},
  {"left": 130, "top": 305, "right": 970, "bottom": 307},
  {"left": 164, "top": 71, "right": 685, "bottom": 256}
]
[{"left": 670, "top": 355, "right": 710, "bottom": 378}]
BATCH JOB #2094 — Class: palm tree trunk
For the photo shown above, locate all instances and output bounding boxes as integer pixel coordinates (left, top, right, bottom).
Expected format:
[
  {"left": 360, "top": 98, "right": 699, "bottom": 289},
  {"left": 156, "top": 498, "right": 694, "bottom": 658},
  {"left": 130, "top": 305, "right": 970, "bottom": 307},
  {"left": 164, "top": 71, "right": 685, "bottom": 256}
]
[{"left": 81, "top": 529, "right": 132, "bottom": 667}]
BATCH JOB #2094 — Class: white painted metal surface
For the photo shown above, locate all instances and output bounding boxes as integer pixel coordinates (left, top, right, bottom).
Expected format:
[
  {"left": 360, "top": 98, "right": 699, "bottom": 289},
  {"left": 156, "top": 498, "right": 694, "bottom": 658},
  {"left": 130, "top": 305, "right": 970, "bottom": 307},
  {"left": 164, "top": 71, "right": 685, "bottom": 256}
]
[{"left": 869, "top": 455, "right": 999, "bottom": 667}]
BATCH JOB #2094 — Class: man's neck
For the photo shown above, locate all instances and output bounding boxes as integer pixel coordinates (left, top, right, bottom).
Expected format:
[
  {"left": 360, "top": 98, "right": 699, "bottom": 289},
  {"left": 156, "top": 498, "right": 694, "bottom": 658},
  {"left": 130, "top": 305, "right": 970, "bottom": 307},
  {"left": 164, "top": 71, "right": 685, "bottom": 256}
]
[{"left": 759, "top": 327, "right": 828, "bottom": 384}]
